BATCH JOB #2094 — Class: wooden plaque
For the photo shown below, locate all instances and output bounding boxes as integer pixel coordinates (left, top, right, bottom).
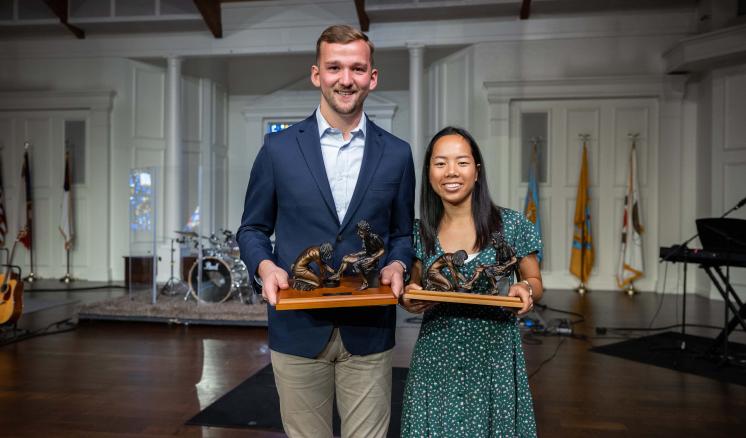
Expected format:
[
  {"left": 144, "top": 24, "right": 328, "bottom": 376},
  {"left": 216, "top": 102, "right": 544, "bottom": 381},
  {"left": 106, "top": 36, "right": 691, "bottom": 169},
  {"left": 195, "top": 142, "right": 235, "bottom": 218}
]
[
  {"left": 276, "top": 276, "right": 397, "bottom": 310},
  {"left": 403, "top": 289, "right": 523, "bottom": 308}
]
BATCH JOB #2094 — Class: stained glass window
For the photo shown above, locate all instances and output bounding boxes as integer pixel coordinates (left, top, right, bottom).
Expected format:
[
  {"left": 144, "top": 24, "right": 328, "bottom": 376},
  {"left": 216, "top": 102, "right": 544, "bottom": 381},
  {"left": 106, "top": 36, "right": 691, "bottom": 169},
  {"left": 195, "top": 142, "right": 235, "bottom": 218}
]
[
  {"left": 129, "top": 170, "right": 154, "bottom": 232},
  {"left": 266, "top": 121, "right": 297, "bottom": 134}
]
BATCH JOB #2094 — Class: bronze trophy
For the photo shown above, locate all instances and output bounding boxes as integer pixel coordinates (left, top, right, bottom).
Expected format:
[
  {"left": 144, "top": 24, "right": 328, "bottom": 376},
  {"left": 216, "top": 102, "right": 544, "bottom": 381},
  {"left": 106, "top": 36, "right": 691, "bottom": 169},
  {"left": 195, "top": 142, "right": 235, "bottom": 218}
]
[
  {"left": 406, "top": 231, "right": 523, "bottom": 308},
  {"left": 277, "top": 220, "right": 396, "bottom": 310}
]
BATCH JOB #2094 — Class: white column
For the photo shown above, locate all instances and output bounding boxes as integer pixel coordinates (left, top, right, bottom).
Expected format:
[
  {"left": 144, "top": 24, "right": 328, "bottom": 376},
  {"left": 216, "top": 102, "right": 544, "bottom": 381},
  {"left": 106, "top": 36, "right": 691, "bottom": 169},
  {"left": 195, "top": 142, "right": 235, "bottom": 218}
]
[
  {"left": 165, "top": 56, "right": 183, "bottom": 236},
  {"left": 408, "top": 44, "right": 425, "bottom": 200},
  {"left": 408, "top": 44, "right": 425, "bottom": 168}
]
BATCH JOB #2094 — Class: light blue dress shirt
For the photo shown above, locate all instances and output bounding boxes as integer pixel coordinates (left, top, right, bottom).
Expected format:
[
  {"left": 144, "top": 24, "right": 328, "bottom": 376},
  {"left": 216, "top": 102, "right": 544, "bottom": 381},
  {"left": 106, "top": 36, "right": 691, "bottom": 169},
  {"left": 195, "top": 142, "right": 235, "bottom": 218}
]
[{"left": 316, "top": 108, "right": 367, "bottom": 223}]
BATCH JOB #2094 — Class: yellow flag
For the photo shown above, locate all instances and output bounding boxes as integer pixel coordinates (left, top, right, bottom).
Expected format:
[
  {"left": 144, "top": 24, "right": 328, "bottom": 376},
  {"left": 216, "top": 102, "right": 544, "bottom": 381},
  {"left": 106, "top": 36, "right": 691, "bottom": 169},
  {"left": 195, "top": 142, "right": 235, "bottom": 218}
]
[{"left": 570, "top": 142, "right": 593, "bottom": 283}]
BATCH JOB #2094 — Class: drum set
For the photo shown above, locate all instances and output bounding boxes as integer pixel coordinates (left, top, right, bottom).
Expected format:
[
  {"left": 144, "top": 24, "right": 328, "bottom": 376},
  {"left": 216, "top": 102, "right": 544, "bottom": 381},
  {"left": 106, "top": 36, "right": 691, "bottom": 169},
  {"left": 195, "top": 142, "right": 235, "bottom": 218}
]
[{"left": 161, "top": 229, "right": 257, "bottom": 304}]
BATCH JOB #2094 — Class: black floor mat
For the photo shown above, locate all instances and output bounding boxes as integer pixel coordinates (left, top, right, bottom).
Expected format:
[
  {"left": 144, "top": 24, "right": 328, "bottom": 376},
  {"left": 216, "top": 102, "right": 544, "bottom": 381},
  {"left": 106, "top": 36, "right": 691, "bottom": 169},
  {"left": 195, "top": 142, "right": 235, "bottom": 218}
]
[
  {"left": 590, "top": 331, "right": 746, "bottom": 386},
  {"left": 186, "top": 364, "right": 408, "bottom": 436}
]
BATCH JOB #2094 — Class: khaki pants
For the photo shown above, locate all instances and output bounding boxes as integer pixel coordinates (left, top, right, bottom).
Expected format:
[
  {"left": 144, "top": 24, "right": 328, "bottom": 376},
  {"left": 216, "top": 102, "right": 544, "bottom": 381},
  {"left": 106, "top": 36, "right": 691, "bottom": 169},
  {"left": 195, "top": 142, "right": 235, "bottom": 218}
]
[{"left": 270, "top": 329, "right": 393, "bottom": 438}]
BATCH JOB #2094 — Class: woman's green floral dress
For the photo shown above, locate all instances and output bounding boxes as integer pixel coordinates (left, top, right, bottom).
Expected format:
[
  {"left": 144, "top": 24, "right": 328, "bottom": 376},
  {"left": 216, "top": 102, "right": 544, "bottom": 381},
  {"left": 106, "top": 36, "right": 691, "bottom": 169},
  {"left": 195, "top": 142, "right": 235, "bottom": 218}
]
[{"left": 401, "top": 208, "right": 542, "bottom": 438}]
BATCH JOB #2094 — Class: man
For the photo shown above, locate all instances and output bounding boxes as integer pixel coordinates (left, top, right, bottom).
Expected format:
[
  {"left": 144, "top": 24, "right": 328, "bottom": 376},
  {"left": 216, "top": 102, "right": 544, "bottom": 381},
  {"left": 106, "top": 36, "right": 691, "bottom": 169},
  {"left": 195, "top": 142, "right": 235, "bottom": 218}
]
[{"left": 237, "top": 25, "right": 415, "bottom": 438}]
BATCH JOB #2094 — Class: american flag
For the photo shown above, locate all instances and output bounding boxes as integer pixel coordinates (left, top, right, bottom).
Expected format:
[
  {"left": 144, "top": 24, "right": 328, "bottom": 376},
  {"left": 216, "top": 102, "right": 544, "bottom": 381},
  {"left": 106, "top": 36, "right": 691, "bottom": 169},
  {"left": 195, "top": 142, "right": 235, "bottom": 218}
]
[
  {"left": 59, "top": 151, "right": 73, "bottom": 250},
  {"left": 0, "top": 155, "right": 7, "bottom": 247},
  {"left": 19, "top": 150, "right": 32, "bottom": 250}
]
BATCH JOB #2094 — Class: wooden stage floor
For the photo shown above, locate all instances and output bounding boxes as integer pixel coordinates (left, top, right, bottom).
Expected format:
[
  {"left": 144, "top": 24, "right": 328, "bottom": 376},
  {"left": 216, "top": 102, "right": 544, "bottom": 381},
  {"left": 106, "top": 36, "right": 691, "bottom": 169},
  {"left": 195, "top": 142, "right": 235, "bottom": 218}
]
[{"left": 1, "top": 286, "right": 745, "bottom": 437}]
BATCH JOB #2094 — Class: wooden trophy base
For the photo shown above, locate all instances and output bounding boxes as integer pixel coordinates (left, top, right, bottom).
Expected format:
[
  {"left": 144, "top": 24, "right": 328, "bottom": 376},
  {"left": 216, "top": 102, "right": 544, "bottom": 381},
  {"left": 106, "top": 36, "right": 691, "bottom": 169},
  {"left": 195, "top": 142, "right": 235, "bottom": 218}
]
[
  {"left": 403, "top": 290, "right": 523, "bottom": 308},
  {"left": 276, "top": 275, "right": 397, "bottom": 311}
]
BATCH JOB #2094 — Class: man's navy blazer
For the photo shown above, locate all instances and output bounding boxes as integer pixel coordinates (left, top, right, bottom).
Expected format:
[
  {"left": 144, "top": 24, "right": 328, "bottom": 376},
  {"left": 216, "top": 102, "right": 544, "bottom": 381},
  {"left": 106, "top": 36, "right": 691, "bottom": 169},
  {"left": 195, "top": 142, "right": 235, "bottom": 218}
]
[{"left": 236, "top": 113, "right": 415, "bottom": 358}]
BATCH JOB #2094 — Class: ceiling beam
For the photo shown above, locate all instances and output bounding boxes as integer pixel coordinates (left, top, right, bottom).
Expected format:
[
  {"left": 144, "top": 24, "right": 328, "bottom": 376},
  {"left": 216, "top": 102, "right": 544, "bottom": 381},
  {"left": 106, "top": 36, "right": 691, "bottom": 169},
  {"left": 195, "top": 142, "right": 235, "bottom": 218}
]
[
  {"left": 193, "top": 0, "right": 223, "bottom": 38},
  {"left": 42, "top": 0, "right": 85, "bottom": 39},
  {"left": 519, "top": 0, "right": 532, "bottom": 20},
  {"left": 354, "top": 0, "right": 370, "bottom": 32}
]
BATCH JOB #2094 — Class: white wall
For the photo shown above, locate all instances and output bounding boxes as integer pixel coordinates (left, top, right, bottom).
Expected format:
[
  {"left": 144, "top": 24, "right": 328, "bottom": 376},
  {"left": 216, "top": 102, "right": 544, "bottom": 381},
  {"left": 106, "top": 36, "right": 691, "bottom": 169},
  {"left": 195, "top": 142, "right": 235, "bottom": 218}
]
[
  {"left": 126, "top": 59, "right": 229, "bottom": 280},
  {"left": 469, "top": 35, "right": 684, "bottom": 143},
  {"left": 509, "top": 98, "right": 660, "bottom": 292},
  {"left": 426, "top": 32, "right": 700, "bottom": 293},
  {"left": 0, "top": 58, "right": 128, "bottom": 281},
  {"left": 0, "top": 56, "right": 228, "bottom": 281},
  {"left": 4, "top": 3, "right": 743, "bottom": 294},
  {"left": 701, "top": 64, "right": 746, "bottom": 298},
  {"left": 226, "top": 89, "right": 410, "bottom": 233}
]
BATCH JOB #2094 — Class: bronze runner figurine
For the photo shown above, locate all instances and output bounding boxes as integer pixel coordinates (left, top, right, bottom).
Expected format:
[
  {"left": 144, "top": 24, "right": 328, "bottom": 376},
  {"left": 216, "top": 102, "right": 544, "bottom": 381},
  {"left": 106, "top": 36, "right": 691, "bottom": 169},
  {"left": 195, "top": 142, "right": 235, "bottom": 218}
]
[
  {"left": 463, "top": 231, "right": 518, "bottom": 294},
  {"left": 330, "top": 220, "right": 385, "bottom": 290},
  {"left": 290, "top": 242, "right": 336, "bottom": 291},
  {"left": 424, "top": 250, "right": 469, "bottom": 292}
]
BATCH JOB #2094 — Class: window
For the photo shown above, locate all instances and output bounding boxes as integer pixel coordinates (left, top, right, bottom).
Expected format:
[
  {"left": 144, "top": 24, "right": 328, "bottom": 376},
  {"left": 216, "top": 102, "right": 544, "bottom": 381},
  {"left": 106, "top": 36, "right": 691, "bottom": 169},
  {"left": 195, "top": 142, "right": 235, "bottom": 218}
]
[
  {"left": 266, "top": 121, "right": 297, "bottom": 134},
  {"left": 64, "top": 120, "right": 86, "bottom": 184},
  {"left": 520, "top": 112, "right": 548, "bottom": 183}
]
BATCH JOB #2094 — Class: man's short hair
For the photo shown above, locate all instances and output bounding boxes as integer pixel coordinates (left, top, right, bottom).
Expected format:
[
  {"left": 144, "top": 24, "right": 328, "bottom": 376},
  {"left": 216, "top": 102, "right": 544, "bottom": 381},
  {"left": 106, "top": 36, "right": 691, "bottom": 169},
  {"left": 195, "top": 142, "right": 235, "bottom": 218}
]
[{"left": 315, "top": 24, "right": 375, "bottom": 66}]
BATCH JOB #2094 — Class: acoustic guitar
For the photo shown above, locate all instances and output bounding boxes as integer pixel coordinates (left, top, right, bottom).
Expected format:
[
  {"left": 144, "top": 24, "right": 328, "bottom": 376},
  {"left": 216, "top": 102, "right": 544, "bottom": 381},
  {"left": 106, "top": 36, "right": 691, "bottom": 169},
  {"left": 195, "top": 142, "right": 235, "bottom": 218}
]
[{"left": 0, "top": 232, "right": 25, "bottom": 325}]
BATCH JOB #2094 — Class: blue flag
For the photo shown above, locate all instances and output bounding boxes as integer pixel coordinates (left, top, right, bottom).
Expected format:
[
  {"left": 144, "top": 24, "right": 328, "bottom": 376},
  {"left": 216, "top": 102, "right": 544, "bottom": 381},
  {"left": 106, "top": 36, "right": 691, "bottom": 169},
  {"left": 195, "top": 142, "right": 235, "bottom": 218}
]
[{"left": 523, "top": 141, "right": 543, "bottom": 262}]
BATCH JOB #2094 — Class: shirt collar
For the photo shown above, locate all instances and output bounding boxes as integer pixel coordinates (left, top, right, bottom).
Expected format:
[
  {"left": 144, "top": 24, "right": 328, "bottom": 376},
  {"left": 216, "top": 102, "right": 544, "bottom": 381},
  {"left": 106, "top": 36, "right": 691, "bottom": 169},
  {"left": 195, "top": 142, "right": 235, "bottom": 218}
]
[{"left": 316, "top": 107, "right": 367, "bottom": 140}]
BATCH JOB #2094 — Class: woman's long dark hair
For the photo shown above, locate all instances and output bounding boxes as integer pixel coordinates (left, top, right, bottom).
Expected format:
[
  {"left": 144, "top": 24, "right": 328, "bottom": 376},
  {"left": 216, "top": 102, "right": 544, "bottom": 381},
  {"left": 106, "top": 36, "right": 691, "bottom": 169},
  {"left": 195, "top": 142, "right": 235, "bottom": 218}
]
[{"left": 420, "top": 126, "right": 502, "bottom": 256}]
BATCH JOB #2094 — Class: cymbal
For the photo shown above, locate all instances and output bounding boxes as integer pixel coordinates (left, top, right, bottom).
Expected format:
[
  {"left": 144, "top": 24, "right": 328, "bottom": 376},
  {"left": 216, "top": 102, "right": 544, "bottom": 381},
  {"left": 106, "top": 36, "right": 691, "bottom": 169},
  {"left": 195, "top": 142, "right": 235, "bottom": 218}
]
[{"left": 175, "top": 231, "right": 209, "bottom": 240}]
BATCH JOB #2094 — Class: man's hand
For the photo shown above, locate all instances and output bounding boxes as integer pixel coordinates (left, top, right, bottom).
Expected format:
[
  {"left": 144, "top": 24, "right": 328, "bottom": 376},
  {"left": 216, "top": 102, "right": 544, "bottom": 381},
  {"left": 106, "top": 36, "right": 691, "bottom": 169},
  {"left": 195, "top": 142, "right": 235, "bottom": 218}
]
[
  {"left": 399, "top": 283, "right": 437, "bottom": 314},
  {"left": 257, "top": 260, "right": 289, "bottom": 306},
  {"left": 380, "top": 261, "right": 405, "bottom": 297}
]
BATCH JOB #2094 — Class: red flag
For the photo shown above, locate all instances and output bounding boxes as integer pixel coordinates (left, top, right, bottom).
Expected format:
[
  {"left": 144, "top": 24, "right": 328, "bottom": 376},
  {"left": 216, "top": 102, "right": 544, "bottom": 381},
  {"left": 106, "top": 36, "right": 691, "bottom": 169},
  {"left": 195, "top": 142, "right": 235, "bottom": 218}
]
[{"left": 19, "top": 150, "right": 32, "bottom": 250}]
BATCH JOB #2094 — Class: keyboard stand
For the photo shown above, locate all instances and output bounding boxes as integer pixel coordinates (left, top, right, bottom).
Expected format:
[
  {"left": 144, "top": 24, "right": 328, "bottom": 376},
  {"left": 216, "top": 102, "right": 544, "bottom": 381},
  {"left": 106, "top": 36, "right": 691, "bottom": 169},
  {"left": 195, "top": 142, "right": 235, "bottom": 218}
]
[{"left": 705, "top": 265, "right": 746, "bottom": 356}]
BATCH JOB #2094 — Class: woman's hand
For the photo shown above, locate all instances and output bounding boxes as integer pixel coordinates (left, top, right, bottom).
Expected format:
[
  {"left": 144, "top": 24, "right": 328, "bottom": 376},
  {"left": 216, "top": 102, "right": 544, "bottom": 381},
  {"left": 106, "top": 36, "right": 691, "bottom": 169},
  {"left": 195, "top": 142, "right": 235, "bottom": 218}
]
[
  {"left": 399, "top": 283, "right": 438, "bottom": 314},
  {"left": 510, "top": 254, "right": 542, "bottom": 316},
  {"left": 508, "top": 281, "right": 533, "bottom": 316}
]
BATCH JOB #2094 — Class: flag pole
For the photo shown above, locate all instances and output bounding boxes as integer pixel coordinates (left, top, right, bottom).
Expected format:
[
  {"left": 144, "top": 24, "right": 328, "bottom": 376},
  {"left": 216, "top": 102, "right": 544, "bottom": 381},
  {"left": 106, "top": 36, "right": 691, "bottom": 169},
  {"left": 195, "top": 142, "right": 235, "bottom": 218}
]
[
  {"left": 624, "top": 133, "right": 641, "bottom": 296},
  {"left": 575, "top": 134, "right": 591, "bottom": 295},
  {"left": 59, "top": 148, "right": 73, "bottom": 283},
  {"left": 60, "top": 249, "right": 73, "bottom": 283},
  {"left": 22, "top": 142, "right": 36, "bottom": 283}
]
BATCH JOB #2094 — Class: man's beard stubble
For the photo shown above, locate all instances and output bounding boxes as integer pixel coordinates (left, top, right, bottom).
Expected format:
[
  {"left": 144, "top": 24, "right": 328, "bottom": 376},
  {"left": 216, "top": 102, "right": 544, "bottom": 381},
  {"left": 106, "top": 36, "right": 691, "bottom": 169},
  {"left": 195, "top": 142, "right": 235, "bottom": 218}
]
[{"left": 324, "top": 87, "right": 367, "bottom": 116}]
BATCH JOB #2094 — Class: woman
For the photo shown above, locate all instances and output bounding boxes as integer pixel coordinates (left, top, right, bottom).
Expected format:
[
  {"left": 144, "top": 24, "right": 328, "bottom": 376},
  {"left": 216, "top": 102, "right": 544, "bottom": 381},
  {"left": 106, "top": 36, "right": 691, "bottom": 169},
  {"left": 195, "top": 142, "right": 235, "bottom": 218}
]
[{"left": 400, "top": 126, "right": 543, "bottom": 437}]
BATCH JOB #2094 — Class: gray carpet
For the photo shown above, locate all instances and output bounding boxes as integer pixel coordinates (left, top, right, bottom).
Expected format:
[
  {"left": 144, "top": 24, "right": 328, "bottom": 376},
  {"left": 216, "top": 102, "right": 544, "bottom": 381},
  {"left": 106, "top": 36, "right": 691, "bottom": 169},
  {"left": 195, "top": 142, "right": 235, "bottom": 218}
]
[
  {"left": 79, "top": 289, "right": 268, "bottom": 326},
  {"left": 79, "top": 289, "right": 423, "bottom": 328}
]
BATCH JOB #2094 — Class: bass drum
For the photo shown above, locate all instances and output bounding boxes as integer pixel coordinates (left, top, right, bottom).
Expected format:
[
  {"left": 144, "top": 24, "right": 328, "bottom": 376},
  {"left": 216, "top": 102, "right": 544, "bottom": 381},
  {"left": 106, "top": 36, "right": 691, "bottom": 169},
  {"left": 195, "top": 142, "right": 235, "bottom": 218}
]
[{"left": 189, "top": 256, "right": 248, "bottom": 303}]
